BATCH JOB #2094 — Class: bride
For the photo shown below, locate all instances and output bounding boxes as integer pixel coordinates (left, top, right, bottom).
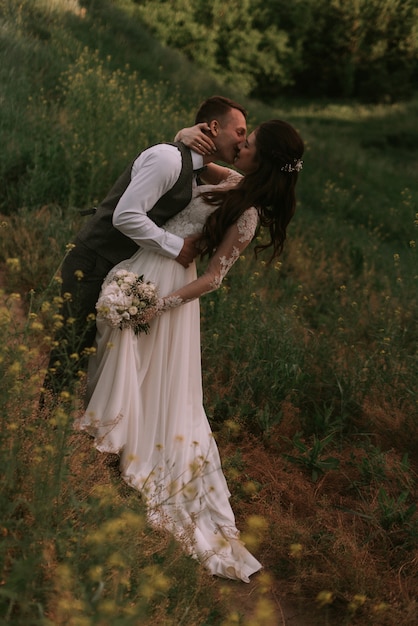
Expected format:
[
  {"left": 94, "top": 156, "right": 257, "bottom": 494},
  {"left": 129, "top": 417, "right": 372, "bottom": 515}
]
[{"left": 76, "top": 119, "right": 304, "bottom": 582}]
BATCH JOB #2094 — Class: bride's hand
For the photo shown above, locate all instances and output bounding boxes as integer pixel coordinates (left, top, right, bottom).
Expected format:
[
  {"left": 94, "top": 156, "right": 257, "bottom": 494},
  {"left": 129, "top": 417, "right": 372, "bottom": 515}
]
[
  {"left": 174, "top": 123, "right": 216, "bottom": 155},
  {"left": 139, "top": 307, "right": 158, "bottom": 328}
]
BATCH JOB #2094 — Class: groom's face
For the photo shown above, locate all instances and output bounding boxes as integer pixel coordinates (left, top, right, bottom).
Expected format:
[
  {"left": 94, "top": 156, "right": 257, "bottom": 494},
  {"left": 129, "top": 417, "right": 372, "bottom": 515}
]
[{"left": 210, "top": 109, "right": 247, "bottom": 164}]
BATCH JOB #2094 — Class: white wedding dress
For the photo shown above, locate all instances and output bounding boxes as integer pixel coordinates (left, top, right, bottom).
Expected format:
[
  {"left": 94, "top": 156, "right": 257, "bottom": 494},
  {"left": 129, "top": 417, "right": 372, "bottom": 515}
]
[{"left": 76, "top": 172, "right": 262, "bottom": 582}]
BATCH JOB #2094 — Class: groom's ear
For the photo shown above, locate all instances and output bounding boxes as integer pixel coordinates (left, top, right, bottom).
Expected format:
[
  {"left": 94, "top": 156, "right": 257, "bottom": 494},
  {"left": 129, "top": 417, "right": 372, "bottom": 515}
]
[{"left": 207, "top": 119, "right": 219, "bottom": 137}]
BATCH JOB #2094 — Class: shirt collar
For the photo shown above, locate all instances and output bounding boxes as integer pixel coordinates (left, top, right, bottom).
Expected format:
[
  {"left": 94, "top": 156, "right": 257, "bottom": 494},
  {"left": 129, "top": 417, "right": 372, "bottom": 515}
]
[{"left": 191, "top": 150, "right": 204, "bottom": 172}]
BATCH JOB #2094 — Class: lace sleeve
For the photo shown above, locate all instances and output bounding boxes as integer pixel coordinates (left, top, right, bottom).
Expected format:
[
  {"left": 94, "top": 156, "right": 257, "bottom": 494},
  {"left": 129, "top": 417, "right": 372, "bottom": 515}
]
[
  {"left": 200, "top": 165, "right": 243, "bottom": 187},
  {"left": 157, "top": 207, "right": 258, "bottom": 314},
  {"left": 221, "top": 169, "right": 243, "bottom": 186}
]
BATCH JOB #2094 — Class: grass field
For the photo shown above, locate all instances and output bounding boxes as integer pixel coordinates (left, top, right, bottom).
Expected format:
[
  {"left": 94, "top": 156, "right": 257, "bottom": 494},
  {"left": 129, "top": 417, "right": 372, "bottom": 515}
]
[{"left": 0, "top": 1, "right": 417, "bottom": 624}]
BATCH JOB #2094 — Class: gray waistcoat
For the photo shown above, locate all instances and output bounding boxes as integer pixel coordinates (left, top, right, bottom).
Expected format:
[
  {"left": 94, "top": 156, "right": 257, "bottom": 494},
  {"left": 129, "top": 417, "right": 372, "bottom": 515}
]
[{"left": 77, "top": 142, "right": 193, "bottom": 266}]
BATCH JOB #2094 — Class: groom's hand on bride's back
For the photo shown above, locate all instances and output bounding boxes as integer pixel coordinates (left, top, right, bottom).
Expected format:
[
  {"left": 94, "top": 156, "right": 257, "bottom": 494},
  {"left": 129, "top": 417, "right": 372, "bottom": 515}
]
[{"left": 176, "top": 234, "right": 201, "bottom": 268}]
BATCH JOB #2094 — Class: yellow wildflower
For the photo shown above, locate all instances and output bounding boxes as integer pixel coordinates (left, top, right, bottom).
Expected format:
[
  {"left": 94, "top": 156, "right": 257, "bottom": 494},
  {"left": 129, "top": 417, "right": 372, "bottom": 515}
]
[
  {"left": 316, "top": 590, "right": 333, "bottom": 607},
  {"left": 6, "top": 258, "right": 21, "bottom": 271},
  {"left": 289, "top": 543, "right": 303, "bottom": 559}
]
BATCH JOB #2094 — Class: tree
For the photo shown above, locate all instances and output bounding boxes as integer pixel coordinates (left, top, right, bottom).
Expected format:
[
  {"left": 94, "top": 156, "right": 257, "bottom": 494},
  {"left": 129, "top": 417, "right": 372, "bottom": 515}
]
[{"left": 133, "top": 0, "right": 418, "bottom": 101}]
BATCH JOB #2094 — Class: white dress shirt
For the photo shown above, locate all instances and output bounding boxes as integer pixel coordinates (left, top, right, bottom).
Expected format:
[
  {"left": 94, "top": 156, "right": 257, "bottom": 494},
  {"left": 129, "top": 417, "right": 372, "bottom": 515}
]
[{"left": 113, "top": 144, "right": 204, "bottom": 259}]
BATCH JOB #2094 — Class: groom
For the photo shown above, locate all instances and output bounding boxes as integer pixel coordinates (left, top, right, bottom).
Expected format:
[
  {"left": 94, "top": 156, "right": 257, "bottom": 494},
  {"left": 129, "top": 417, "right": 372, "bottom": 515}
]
[{"left": 42, "top": 95, "right": 247, "bottom": 401}]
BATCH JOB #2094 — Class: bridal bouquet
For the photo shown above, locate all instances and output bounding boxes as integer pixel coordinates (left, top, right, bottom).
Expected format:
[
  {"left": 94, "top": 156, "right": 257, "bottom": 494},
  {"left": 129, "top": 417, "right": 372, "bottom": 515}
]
[{"left": 96, "top": 269, "right": 159, "bottom": 335}]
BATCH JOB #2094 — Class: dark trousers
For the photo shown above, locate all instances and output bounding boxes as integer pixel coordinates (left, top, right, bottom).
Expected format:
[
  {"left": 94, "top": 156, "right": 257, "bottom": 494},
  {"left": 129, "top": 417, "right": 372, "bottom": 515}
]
[{"left": 42, "top": 239, "right": 114, "bottom": 400}]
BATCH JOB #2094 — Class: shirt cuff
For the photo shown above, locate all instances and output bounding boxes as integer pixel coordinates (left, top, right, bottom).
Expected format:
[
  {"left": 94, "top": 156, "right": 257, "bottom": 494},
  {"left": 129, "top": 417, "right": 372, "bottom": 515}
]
[{"left": 162, "top": 232, "right": 184, "bottom": 258}]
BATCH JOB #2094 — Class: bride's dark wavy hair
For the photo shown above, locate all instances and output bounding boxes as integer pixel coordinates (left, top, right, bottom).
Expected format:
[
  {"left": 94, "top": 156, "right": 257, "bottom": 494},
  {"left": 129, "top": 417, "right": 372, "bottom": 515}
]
[{"left": 199, "top": 120, "right": 304, "bottom": 262}]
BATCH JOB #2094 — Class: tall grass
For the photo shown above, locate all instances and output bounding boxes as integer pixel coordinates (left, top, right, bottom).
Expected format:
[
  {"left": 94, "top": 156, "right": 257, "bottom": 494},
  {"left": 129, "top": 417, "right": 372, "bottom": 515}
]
[{"left": 0, "top": 1, "right": 417, "bottom": 625}]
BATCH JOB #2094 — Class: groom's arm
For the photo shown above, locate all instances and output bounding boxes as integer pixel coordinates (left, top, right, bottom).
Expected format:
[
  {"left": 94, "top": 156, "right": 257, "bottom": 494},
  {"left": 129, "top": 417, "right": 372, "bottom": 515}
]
[{"left": 113, "top": 144, "right": 191, "bottom": 264}]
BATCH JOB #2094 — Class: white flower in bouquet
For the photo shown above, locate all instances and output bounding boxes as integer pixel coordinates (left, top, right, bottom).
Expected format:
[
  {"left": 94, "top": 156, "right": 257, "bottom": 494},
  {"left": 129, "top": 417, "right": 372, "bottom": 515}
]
[{"left": 96, "top": 271, "right": 159, "bottom": 335}]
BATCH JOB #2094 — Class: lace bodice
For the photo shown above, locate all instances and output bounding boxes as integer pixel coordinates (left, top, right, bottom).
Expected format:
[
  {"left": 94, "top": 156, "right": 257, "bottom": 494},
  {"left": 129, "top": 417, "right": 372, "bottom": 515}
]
[
  {"left": 158, "top": 170, "right": 259, "bottom": 314},
  {"left": 163, "top": 171, "right": 240, "bottom": 238}
]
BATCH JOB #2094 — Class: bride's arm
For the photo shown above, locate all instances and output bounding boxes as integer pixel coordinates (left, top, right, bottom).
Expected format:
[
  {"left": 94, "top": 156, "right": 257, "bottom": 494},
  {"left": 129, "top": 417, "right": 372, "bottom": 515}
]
[
  {"left": 175, "top": 124, "right": 239, "bottom": 184},
  {"left": 174, "top": 123, "right": 215, "bottom": 155},
  {"left": 155, "top": 207, "right": 259, "bottom": 315},
  {"left": 200, "top": 163, "right": 237, "bottom": 185}
]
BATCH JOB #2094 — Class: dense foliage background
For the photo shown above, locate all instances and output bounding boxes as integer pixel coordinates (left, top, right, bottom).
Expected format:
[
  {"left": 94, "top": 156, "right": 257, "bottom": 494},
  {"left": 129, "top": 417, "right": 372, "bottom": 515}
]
[
  {"left": 134, "top": 0, "right": 418, "bottom": 101},
  {"left": 0, "top": 1, "right": 417, "bottom": 625}
]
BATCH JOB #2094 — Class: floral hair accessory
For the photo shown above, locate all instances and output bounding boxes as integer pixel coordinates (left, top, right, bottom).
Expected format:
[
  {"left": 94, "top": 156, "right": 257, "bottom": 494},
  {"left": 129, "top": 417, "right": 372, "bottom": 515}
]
[{"left": 281, "top": 158, "right": 303, "bottom": 173}]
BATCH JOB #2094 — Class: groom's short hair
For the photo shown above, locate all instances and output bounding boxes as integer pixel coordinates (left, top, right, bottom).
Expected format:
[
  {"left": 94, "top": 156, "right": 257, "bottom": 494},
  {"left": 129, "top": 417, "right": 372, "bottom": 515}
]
[{"left": 195, "top": 96, "right": 247, "bottom": 125}]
